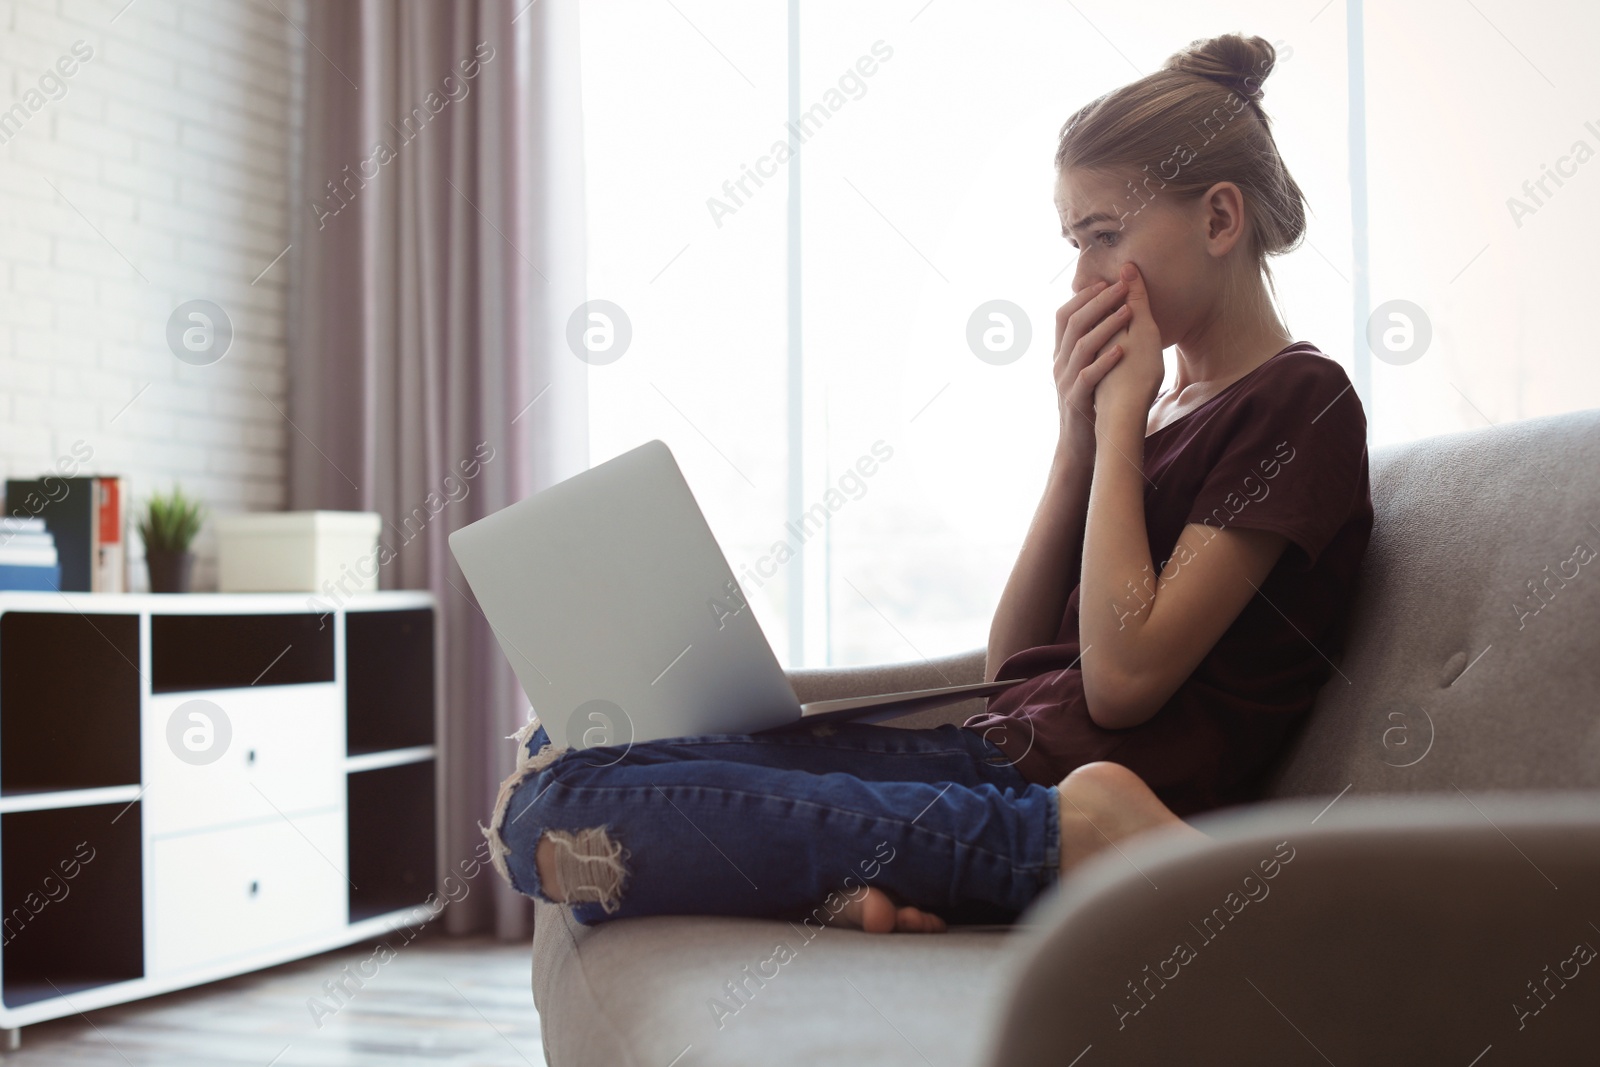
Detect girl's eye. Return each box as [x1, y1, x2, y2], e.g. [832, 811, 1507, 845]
[1094, 231, 1118, 247]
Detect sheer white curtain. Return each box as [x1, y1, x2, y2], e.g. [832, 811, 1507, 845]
[288, 0, 588, 939]
[1362, 0, 1600, 446]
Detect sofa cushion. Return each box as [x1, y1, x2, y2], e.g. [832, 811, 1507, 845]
[1265, 407, 1600, 799]
[532, 898, 1016, 1066]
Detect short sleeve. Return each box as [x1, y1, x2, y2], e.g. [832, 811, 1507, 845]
[1182, 355, 1367, 568]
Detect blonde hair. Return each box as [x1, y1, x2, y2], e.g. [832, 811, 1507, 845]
[1055, 33, 1307, 301]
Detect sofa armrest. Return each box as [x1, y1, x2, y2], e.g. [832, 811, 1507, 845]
[784, 646, 989, 730]
[977, 790, 1600, 1065]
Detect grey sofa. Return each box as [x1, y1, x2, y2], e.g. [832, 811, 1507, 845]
[530, 407, 1600, 1066]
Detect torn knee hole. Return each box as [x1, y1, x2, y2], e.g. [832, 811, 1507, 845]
[525, 739, 567, 774]
[480, 726, 571, 894]
[536, 827, 629, 912]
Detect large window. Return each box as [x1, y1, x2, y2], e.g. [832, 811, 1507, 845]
[1361, 0, 1600, 443]
[579, 0, 1597, 670]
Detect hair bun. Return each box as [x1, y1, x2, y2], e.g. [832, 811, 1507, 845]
[1163, 33, 1275, 105]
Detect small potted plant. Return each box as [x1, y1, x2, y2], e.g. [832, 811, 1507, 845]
[140, 485, 206, 593]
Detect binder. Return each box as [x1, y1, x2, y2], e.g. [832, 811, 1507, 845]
[0, 563, 61, 591]
[94, 477, 125, 593]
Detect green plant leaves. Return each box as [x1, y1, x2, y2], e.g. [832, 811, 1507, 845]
[138, 485, 206, 553]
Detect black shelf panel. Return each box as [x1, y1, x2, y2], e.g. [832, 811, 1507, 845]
[346, 608, 435, 755]
[2, 803, 144, 1007]
[1, 612, 141, 795]
[348, 761, 435, 923]
[151, 613, 334, 692]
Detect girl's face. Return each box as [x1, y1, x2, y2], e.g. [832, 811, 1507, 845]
[1054, 166, 1234, 351]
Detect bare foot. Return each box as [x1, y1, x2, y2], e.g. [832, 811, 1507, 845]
[833, 886, 947, 934]
[1057, 761, 1209, 877]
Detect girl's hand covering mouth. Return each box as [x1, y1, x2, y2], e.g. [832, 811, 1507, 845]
[1094, 260, 1165, 415]
[1051, 274, 1135, 461]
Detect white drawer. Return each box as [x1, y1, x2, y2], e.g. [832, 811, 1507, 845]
[149, 809, 347, 976]
[145, 682, 343, 836]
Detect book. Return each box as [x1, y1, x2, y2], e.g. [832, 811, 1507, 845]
[0, 544, 58, 567]
[94, 477, 125, 593]
[0, 563, 60, 591]
[3, 476, 126, 592]
[0, 532, 56, 551]
[0, 513, 60, 591]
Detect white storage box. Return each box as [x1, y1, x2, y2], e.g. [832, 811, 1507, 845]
[215, 511, 384, 594]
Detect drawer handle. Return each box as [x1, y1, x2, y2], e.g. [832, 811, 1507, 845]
[247, 749, 257, 766]
[249, 880, 260, 897]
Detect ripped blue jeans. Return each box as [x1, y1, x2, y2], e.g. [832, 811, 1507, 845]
[482, 718, 1063, 926]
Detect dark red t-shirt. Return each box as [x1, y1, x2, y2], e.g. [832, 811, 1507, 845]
[962, 342, 1373, 818]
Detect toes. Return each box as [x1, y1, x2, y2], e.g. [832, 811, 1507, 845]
[895, 904, 947, 933]
[859, 888, 897, 933]
[830, 888, 947, 934]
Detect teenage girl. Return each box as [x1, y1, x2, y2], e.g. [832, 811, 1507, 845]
[484, 32, 1373, 934]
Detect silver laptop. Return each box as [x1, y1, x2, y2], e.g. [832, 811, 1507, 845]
[447, 438, 1026, 752]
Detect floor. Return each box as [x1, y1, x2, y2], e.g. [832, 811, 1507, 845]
[0, 928, 546, 1066]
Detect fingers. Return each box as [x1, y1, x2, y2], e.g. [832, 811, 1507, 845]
[1119, 261, 1148, 304]
[1059, 300, 1130, 375]
[1054, 280, 1108, 351]
[1057, 281, 1130, 363]
[1061, 343, 1124, 418]
[1065, 278, 1129, 335]
[1114, 265, 1160, 364]
[1080, 345, 1124, 388]
[1055, 277, 1122, 339]
[1053, 267, 1140, 432]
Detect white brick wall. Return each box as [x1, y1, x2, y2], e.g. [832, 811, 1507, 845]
[0, 0, 302, 589]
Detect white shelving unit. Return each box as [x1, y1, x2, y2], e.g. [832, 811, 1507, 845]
[0, 590, 441, 1038]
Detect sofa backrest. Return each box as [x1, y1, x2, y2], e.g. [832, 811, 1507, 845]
[1263, 406, 1600, 800]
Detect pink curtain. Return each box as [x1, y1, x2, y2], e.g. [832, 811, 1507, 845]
[288, 0, 588, 939]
